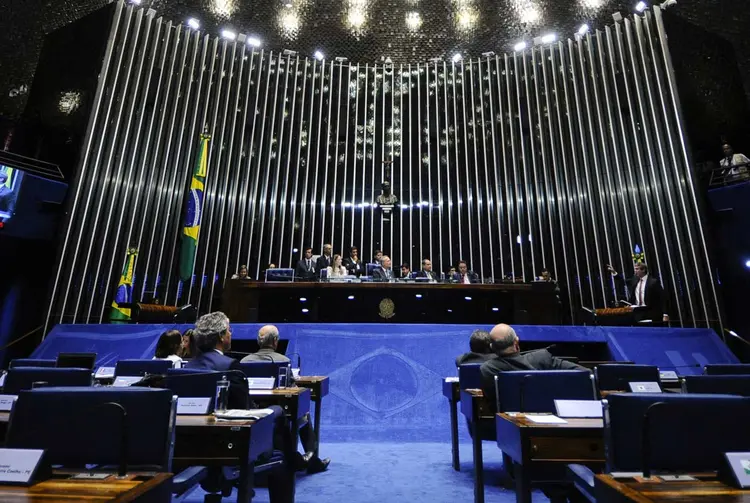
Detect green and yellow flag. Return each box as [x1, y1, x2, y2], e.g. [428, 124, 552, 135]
[179, 133, 210, 282]
[110, 248, 138, 323]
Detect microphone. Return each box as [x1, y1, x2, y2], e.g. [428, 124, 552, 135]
[519, 374, 533, 413]
[641, 401, 666, 478]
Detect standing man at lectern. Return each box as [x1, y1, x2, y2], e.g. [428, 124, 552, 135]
[606, 262, 665, 323]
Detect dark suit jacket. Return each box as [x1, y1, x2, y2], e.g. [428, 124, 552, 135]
[0, 186, 14, 217]
[315, 255, 333, 272]
[416, 270, 439, 281]
[480, 349, 587, 413]
[452, 271, 479, 284]
[185, 350, 252, 409]
[371, 266, 395, 282]
[455, 352, 496, 366]
[614, 274, 664, 319]
[295, 258, 317, 280]
[343, 257, 364, 276]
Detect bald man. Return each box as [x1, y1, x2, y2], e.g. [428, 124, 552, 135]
[479, 324, 587, 413]
[241, 325, 290, 363]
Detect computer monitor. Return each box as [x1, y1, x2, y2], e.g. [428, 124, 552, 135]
[265, 268, 294, 282]
[56, 352, 96, 370]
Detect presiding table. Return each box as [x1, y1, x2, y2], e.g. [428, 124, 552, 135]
[595, 473, 750, 502]
[496, 413, 605, 503]
[223, 280, 561, 324]
[0, 471, 172, 502]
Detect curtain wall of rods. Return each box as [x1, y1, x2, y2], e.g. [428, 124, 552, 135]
[44, 1, 722, 330]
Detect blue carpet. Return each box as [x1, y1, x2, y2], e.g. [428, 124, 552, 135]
[182, 442, 550, 502]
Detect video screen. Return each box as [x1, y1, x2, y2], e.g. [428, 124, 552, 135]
[0, 166, 21, 223]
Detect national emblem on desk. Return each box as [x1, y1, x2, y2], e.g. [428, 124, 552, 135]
[378, 298, 395, 319]
[632, 244, 645, 265]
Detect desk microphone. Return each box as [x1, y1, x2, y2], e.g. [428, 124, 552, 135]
[519, 374, 533, 413]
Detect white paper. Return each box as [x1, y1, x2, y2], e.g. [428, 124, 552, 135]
[0, 395, 16, 412]
[445, 377, 459, 383]
[215, 408, 276, 420]
[554, 399, 603, 418]
[525, 414, 568, 424]
[94, 367, 115, 379]
[246, 377, 275, 390]
[0, 448, 45, 483]
[248, 390, 275, 395]
[176, 397, 212, 415]
[112, 376, 141, 387]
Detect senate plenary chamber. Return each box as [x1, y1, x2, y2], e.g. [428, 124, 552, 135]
[1, 0, 750, 501]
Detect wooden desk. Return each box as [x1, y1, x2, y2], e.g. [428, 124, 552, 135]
[0, 471, 172, 502]
[442, 377, 460, 471]
[294, 376, 329, 458]
[595, 474, 750, 502]
[496, 413, 605, 503]
[0, 412, 278, 503]
[460, 388, 494, 503]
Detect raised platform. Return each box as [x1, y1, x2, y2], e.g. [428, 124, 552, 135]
[33, 324, 736, 441]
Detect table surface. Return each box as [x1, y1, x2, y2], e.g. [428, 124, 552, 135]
[596, 474, 750, 502]
[230, 281, 538, 291]
[0, 471, 171, 502]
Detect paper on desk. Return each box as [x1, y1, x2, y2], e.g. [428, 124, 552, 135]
[445, 377, 459, 383]
[249, 390, 275, 395]
[525, 414, 568, 424]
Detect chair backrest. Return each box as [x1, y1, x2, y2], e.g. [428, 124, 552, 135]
[595, 364, 661, 392]
[3, 368, 93, 394]
[6, 387, 176, 470]
[604, 393, 750, 472]
[56, 352, 96, 370]
[239, 361, 291, 381]
[458, 363, 484, 390]
[681, 375, 750, 397]
[495, 370, 596, 413]
[704, 364, 750, 375]
[165, 368, 224, 405]
[9, 359, 56, 369]
[366, 263, 378, 276]
[115, 359, 174, 377]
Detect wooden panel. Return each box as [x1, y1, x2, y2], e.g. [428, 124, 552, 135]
[529, 435, 604, 461]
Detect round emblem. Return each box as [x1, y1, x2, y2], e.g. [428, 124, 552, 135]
[378, 298, 395, 319]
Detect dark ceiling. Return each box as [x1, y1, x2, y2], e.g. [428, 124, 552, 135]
[0, 0, 749, 120]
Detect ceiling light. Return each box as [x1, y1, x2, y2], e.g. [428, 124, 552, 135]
[314, 50, 325, 60]
[519, 5, 540, 24]
[247, 36, 262, 47]
[348, 9, 366, 28]
[301, 308, 309, 313]
[612, 11, 624, 22]
[541, 33, 557, 44]
[187, 18, 200, 30]
[635, 1, 647, 12]
[514, 41, 527, 51]
[221, 29, 237, 40]
[578, 23, 590, 35]
[406, 11, 422, 30]
[451, 53, 462, 63]
[130, 0, 142, 4]
[347, 295, 355, 300]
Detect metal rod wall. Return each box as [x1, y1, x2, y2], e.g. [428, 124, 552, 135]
[45, 2, 722, 330]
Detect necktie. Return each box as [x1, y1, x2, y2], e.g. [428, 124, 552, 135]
[306, 259, 311, 271]
[639, 279, 645, 306]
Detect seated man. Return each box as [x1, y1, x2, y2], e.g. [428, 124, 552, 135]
[241, 324, 330, 474]
[480, 323, 587, 413]
[372, 255, 395, 282]
[452, 260, 479, 284]
[241, 325, 290, 363]
[455, 329, 495, 366]
[416, 258, 439, 282]
[186, 311, 251, 409]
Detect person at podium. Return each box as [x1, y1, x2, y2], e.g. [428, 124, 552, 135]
[607, 262, 665, 324]
[452, 260, 479, 284]
[326, 254, 348, 278]
[372, 255, 395, 282]
[343, 246, 364, 276]
[316, 243, 333, 272]
[295, 248, 317, 280]
[416, 258, 439, 282]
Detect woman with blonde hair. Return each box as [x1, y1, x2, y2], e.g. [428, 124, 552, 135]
[326, 254, 348, 278]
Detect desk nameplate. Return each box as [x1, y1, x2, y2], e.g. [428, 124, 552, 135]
[0, 396, 16, 412]
[0, 449, 48, 485]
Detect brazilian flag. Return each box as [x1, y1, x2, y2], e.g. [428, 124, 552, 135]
[179, 133, 210, 282]
[110, 248, 138, 323]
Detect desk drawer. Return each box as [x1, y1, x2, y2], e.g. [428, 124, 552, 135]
[529, 436, 604, 462]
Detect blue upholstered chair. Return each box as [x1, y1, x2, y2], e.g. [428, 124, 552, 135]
[495, 370, 596, 413]
[115, 359, 174, 377]
[3, 368, 93, 394]
[9, 359, 56, 369]
[366, 263, 378, 277]
[681, 375, 750, 396]
[458, 363, 484, 391]
[7, 387, 176, 470]
[704, 363, 750, 375]
[568, 393, 750, 501]
[165, 368, 225, 410]
[594, 364, 661, 394]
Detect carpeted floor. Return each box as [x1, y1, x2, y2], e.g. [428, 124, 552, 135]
[183, 441, 550, 503]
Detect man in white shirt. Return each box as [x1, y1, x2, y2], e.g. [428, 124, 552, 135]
[720, 143, 750, 179]
[607, 263, 665, 324]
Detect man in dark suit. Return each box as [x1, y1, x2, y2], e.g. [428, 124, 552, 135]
[185, 311, 251, 410]
[295, 247, 317, 280]
[607, 263, 665, 323]
[416, 258, 440, 282]
[455, 329, 496, 366]
[452, 260, 479, 284]
[343, 246, 364, 276]
[315, 243, 333, 273]
[480, 324, 587, 414]
[371, 255, 395, 282]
